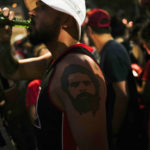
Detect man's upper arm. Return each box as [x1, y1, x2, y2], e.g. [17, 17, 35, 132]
[55, 54, 108, 150]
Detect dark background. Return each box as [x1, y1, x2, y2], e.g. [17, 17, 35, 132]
[86, 0, 146, 21]
[0, 0, 146, 21]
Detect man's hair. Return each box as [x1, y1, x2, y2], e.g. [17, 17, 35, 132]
[61, 64, 99, 96]
[90, 26, 111, 34]
[110, 15, 126, 38]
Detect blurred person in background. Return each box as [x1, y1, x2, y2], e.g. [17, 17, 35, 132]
[0, 74, 18, 150]
[139, 0, 150, 17]
[0, 0, 109, 149]
[25, 47, 49, 149]
[0, 35, 41, 150]
[81, 25, 100, 64]
[111, 15, 146, 69]
[129, 17, 147, 68]
[81, 9, 100, 64]
[3, 29, 51, 150]
[138, 20, 150, 150]
[110, 15, 130, 51]
[86, 8, 141, 150]
[25, 47, 49, 124]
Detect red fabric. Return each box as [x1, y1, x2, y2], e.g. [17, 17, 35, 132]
[144, 45, 150, 55]
[73, 43, 94, 53]
[63, 114, 77, 150]
[65, 43, 94, 53]
[25, 80, 41, 109]
[53, 43, 94, 64]
[131, 63, 143, 77]
[15, 50, 25, 59]
[142, 60, 150, 82]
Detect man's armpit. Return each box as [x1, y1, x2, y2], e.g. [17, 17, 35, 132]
[61, 64, 101, 116]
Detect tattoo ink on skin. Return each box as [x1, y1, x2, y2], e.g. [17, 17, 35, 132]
[61, 64, 100, 115]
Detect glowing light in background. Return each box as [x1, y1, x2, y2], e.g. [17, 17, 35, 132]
[122, 18, 133, 28]
[122, 18, 128, 25]
[12, 3, 17, 8]
[128, 21, 133, 28]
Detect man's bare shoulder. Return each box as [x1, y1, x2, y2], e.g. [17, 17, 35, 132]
[51, 52, 106, 110]
[48, 51, 108, 150]
[56, 52, 104, 78]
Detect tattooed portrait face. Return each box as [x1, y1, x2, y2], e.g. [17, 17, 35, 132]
[61, 64, 100, 115]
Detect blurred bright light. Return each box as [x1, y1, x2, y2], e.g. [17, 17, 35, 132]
[122, 18, 128, 25]
[128, 21, 133, 28]
[12, 3, 17, 8]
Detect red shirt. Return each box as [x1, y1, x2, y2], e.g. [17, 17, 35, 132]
[26, 80, 41, 109]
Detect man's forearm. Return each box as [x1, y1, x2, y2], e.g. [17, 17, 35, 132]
[0, 42, 19, 75]
[112, 81, 129, 136]
[112, 95, 129, 136]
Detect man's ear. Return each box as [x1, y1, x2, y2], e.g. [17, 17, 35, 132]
[62, 15, 74, 29]
[61, 14, 79, 40]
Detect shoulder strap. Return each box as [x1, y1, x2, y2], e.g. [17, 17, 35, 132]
[42, 44, 98, 82]
[53, 45, 98, 67]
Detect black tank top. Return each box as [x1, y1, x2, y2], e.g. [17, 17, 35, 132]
[34, 44, 97, 150]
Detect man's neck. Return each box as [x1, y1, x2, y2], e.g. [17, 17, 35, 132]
[94, 34, 113, 53]
[45, 35, 78, 60]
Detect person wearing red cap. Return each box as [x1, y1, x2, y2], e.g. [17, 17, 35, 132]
[0, 0, 109, 150]
[86, 8, 140, 150]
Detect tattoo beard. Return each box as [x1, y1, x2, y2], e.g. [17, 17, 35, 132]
[71, 92, 100, 115]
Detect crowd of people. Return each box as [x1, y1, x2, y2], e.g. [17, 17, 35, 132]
[0, 0, 150, 150]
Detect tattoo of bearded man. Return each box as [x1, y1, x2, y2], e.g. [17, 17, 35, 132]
[61, 64, 101, 115]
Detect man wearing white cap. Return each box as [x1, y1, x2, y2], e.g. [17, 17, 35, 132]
[0, 0, 109, 149]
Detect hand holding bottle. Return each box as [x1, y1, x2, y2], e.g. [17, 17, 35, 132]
[0, 7, 14, 43]
[0, 7, 19, 75]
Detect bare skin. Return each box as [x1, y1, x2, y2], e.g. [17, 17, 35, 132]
[0, 1, 109, 149]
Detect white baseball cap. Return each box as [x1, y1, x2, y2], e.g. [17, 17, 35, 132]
[41, 0, 86, 39]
